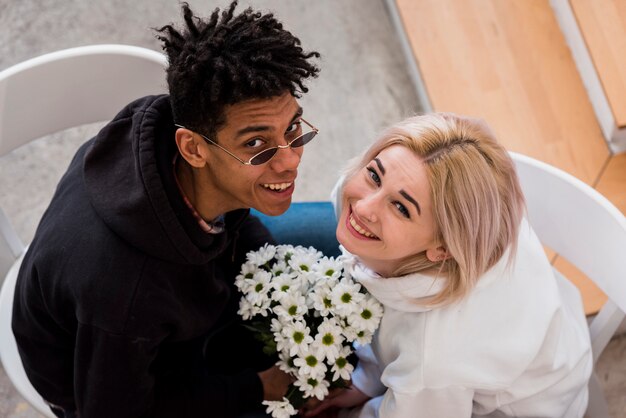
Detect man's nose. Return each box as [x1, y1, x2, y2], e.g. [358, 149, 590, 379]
[269, 144, 302, 172]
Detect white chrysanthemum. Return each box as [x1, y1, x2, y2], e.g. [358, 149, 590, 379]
[270, 318, 283, 334]
[294, 375, 330, 400]
[288, 250, 322, 275]
[341, 320, 373, 345]
[275, 330, 290, 355]
[337, 252, 357, 278]
[293, 348, 327, 379]
[294, 245, 323, 259]
[237, 298, 255, 320]
[273, 291, 307, 320]
[301, 274, 322, 310]
[276, 350, 298, 375]
[235, 244, 384, 407]
[234, 261, 260, 292]
[353, 328, 374, 346]
[247, 243, 277, 266]
[263, 397, 297, 418]
[252, 298, 273, 319]
[275, 245, 296, 263]
[330, 345, 354, 381]
[280, 320, 314, 357]
[312, 318, 345, 362]
[244, 270, 273, 305]
[272, 318, 288, 352]
[308, 280, 337, 317]
[271, 273, 302, 301]
[312, 257, 344, 281]
[292, 271, 317, 297]
[270, 260, 291, 276]
[329, 280, 365, 317]
[304, 272, 324, 290]
[348, 295, 384, 333]
[238, 295, 271, 320]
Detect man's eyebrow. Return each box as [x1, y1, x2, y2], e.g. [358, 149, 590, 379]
[400, 190, 421, 215]
[235, 107, 304, 138]
[374, 158, 386, 175]
[292, 107, 304, 121]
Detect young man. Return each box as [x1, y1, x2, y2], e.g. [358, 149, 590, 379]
[12, 2, 320, 417]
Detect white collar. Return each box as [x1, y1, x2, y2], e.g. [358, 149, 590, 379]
[340, 246, 445, 313]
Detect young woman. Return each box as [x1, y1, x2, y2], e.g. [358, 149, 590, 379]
[309, 113, 592, 417]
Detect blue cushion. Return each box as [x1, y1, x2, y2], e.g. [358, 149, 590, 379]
[251, 201, 341, 258]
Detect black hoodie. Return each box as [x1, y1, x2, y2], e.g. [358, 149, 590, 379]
[12, 95, 274, 417]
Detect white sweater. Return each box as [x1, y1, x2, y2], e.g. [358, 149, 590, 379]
[340, 220, 592, 418]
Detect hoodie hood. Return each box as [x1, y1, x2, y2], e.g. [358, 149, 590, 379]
[340, 246, 445, 313]
[83, 95, 248, 265]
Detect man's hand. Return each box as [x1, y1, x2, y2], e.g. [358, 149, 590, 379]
[258, 366, 293, 401]
[303, 385, 370, 417]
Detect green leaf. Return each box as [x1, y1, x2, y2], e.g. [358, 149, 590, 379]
[262, 339, 277, 356]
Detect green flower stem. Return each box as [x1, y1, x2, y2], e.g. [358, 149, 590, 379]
[285, 383, 306, 408]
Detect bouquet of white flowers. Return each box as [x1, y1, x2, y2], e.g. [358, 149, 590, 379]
[235, 244, 383, 418]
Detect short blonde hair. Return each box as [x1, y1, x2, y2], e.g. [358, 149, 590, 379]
[344, 113, 525, 306]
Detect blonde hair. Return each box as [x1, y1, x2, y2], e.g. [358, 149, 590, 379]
[344, 113, 525, 306]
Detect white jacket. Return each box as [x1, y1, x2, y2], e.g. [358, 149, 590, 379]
[340, 219, 592, 418]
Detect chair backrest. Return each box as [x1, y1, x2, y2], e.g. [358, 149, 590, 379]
[511, 152, 626, 316]
[0, 44, 167, 155]
[0, 44, 167, 417]
[0, 44, 167, 276]
[511, 152, 626, 416]
[0, 252, 52, 416]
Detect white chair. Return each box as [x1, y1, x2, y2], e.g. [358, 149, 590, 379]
[511, 152, 626, 418]
[0, 44, 167, 418]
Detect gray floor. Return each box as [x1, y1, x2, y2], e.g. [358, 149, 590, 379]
[0, 1, 624, 417]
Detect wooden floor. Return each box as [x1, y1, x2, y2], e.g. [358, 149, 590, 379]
[571, 0, 626, 129]
[392, 0, 626, 315]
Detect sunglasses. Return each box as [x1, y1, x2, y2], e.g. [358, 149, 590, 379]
[174, 118, 319, 166]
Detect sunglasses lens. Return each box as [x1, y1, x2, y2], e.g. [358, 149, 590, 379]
[248, 130, 317, 165]
[291, 131, 317, 148]
[250, 148, 278, 165]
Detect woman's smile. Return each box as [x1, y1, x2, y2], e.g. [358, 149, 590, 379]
[346, 206, 379, 240]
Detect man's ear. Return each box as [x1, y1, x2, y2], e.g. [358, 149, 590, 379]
[425, 246, 451, 262]
[175, 128, 207, 168]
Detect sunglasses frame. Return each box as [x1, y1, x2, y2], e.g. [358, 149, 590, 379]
[174, 118, 319, 166]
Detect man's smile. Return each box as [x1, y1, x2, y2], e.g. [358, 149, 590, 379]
[261, 182, 293, 191]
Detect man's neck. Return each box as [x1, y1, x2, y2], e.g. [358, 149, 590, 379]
[174, 157, 225, 222]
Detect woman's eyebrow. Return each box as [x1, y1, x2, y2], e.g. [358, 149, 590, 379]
[374, 156, 420, 214]
[374, 157, 386, 175]
[400, 190, 421, 215]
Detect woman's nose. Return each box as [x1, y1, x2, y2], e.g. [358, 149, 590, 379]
[353, 196, 378, 223]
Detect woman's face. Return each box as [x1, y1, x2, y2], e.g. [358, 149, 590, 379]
[336, 145, 442, 277]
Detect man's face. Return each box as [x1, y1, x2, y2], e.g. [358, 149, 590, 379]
[199, 92, 306, 216]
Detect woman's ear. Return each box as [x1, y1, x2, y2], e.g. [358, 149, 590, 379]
[426, 246, 451, 262]
[175, 128, 207, 168]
